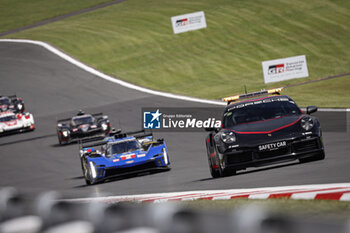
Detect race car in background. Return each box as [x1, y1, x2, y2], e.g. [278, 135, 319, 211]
[56, 111, 111, 145]
[205, 87, 325, 178]
[0, 111, 35, 135]
[0, 95, 25, 113]
[79, 129, 170, 185]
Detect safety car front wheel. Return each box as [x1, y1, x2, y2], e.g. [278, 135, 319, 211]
[207, 144, 220, 178]
[214, 147, 236, 177]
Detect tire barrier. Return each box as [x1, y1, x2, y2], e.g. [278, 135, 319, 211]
[0, 187, 349, 233]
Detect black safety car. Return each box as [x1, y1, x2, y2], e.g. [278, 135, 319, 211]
[205, 88, 325, 178]
[56, 111, 111, 145]
[0, 95, 25, 113]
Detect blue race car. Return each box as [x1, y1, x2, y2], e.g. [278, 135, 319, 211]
[79, 130, 170, 185]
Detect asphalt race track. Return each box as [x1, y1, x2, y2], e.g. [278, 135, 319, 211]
[0, 42, 349, 199]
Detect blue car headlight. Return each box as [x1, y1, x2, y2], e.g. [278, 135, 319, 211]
[162, 148, 168, 165]
[89, 162, 97, 179]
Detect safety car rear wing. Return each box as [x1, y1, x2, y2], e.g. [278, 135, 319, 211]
[222, 87, 284, 105]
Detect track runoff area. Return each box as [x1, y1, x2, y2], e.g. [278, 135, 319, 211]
[0, 39, 349, 204]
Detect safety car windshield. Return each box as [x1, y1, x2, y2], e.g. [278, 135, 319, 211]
[223, 97, 300, 128]
[0, 115, 16, 122]
[110, 140, 141, 155]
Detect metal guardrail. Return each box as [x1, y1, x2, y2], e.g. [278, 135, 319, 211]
[0, 187, 349, 233]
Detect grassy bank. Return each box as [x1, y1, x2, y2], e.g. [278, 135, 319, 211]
[2, 0, 350, 107]
[0, 0, 114, 33]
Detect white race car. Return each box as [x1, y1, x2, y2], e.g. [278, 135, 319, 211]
[0, 111, 35, 135]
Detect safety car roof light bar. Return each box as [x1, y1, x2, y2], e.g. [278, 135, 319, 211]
[222, 87, 284, 105]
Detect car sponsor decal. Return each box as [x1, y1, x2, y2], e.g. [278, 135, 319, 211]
[80, 124, 89, 132]
[0, 105, 8, 111]
[126, 160, 134, 164]
[137, 154, 146, 158]
[121, 154, 136, 160]
[226, 97, 291, 112]
[113, 159, 120, 162]
[259, 141, 287, 151]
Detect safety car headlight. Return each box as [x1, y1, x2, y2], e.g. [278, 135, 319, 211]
[62, 130, 69, 137]
[300, 117, 314, 131]
[17, 103, 23, 110]
[162, 148, 168, 165]
[101, 123, 108, 131]
[221, 131, 236, 144]
[89, 162, 97, 179]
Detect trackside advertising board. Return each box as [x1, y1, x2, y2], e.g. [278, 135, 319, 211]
[262, 55, 309, 83]
[171, 11, 207, 34]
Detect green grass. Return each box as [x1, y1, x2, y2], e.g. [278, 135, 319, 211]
[184, 198, 350, 219]
[284, 76, 350, 107]
[0, 0, 115, 33]
[2, 0, 350, 107]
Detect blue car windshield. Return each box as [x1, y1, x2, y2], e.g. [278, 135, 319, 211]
[223, 98, 300, 128]
[111, 140, 141, 154]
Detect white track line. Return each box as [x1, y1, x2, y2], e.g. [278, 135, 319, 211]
[0, 39, 225, 106]
[1, 39, 350, 112]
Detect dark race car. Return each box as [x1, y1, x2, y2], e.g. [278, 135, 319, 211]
[0, 95, 25, 113]
[205, 88, 325, 178]
[56, 111, 111, 145]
